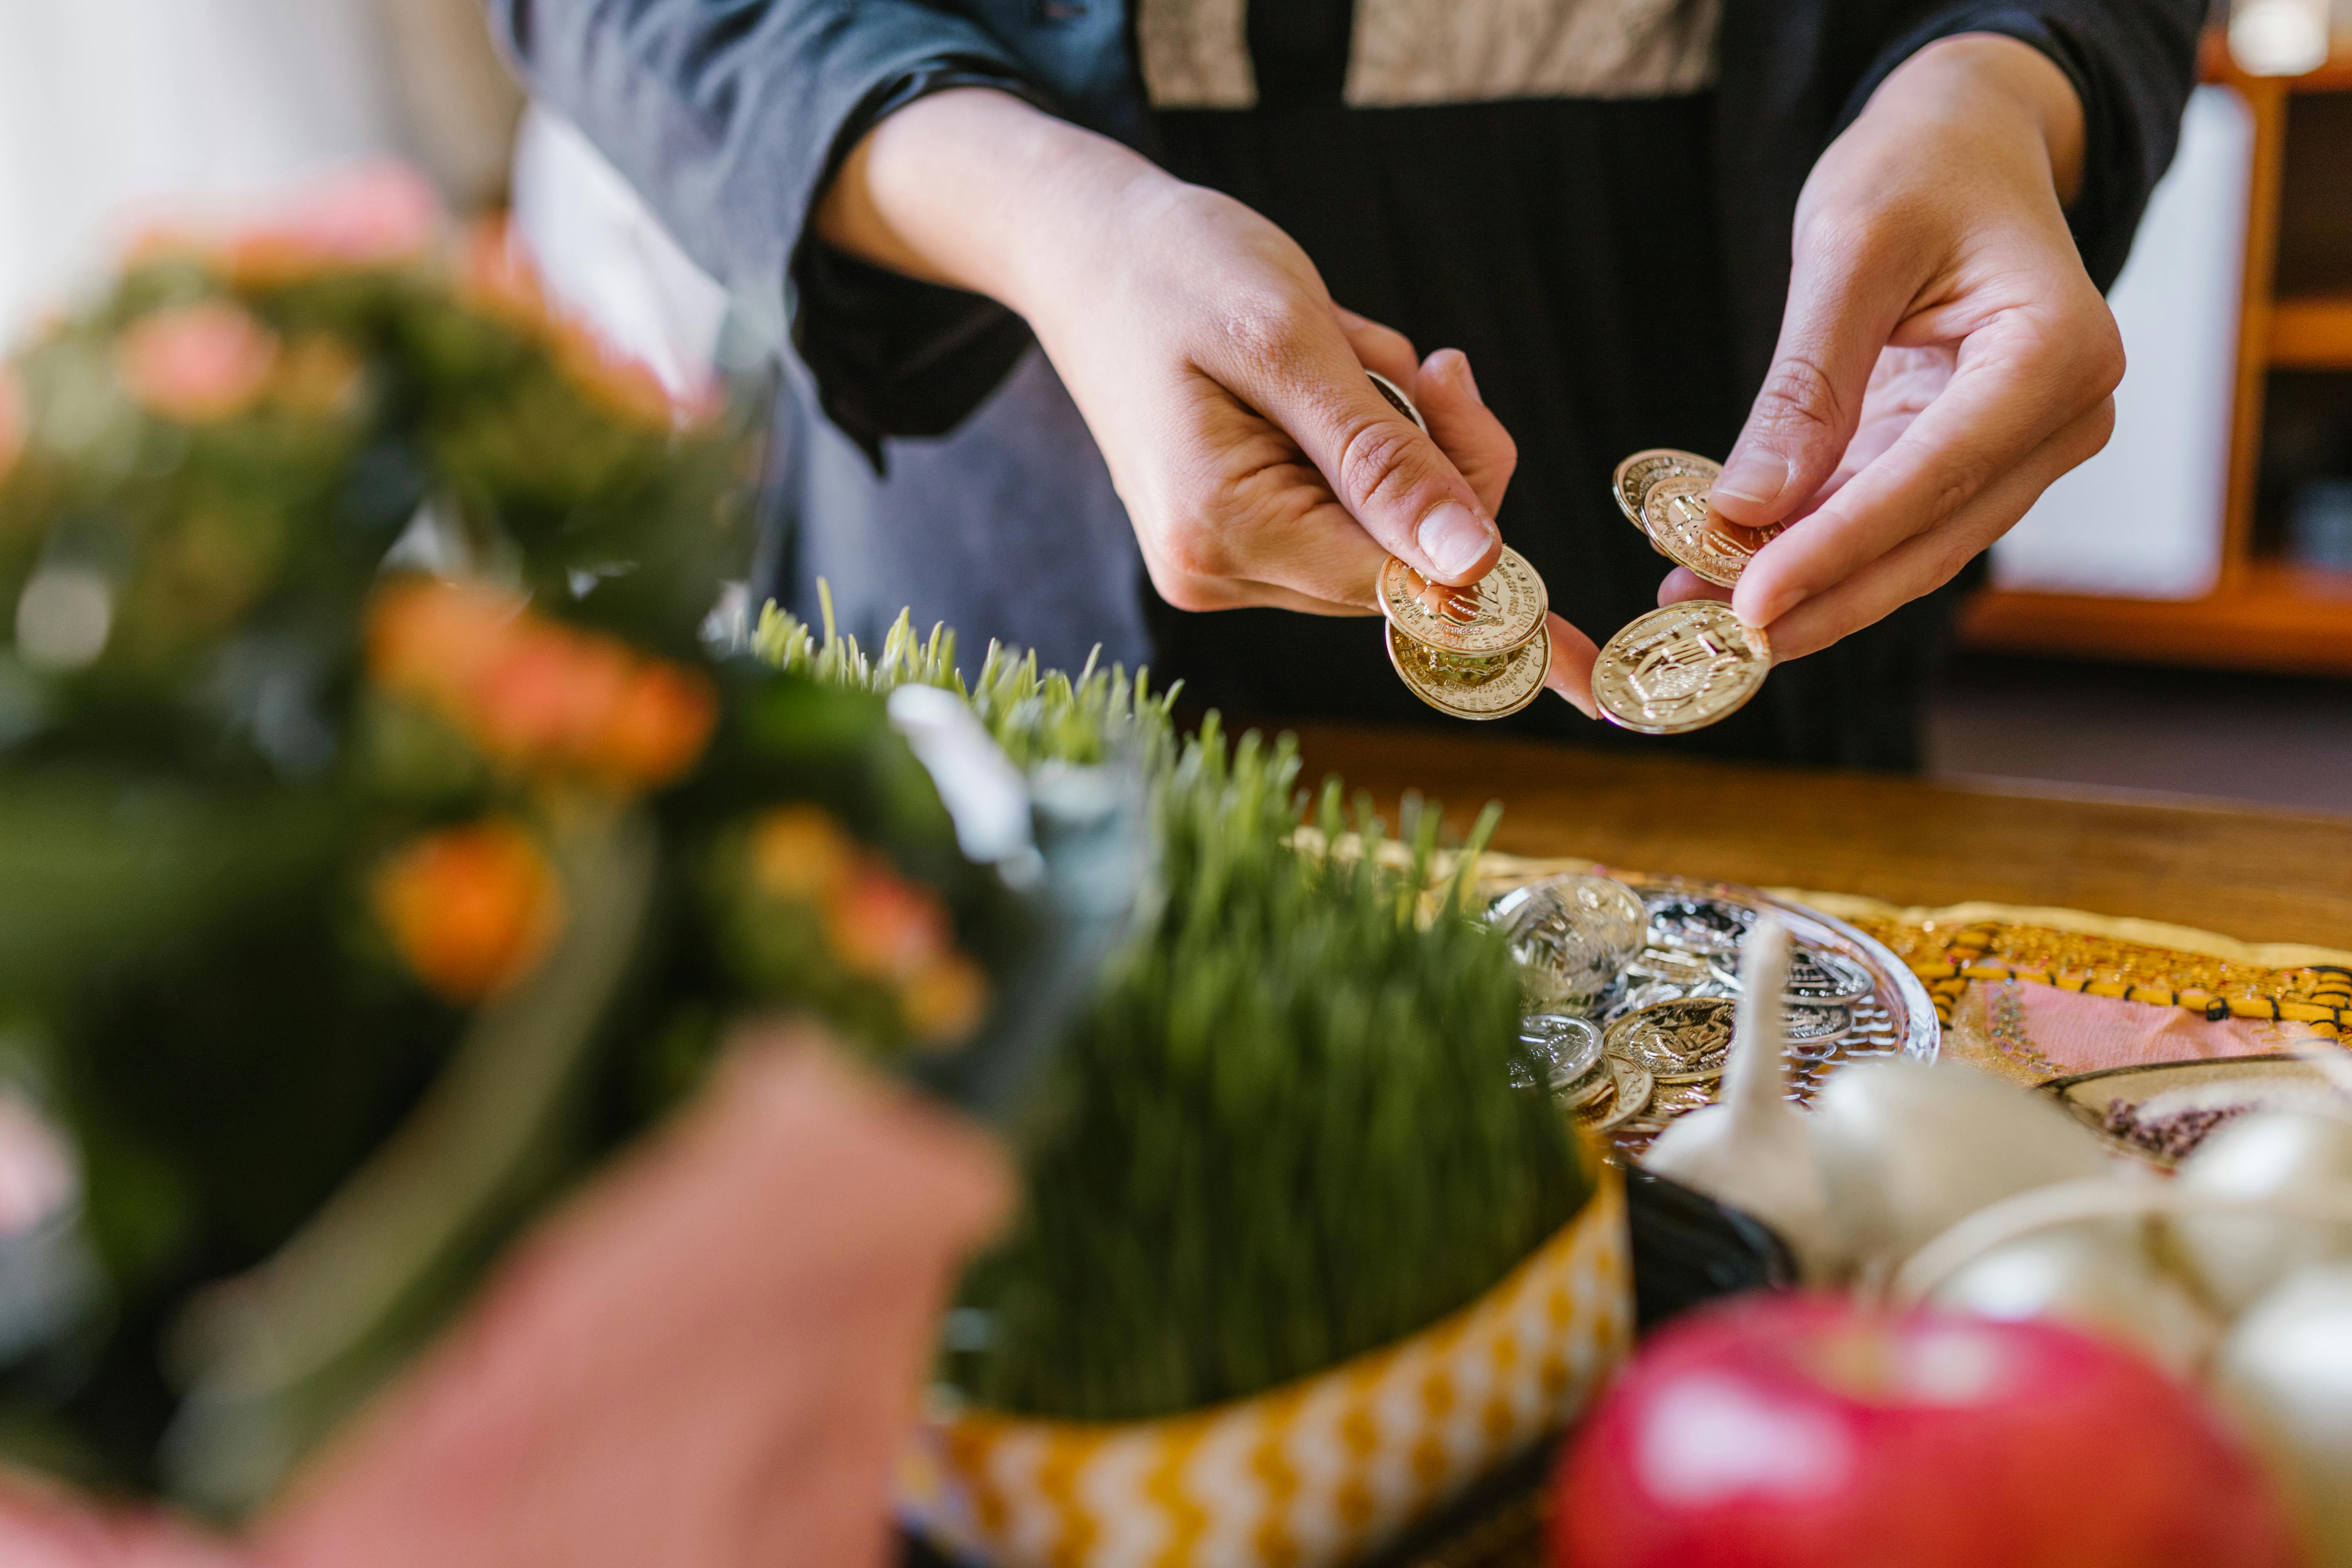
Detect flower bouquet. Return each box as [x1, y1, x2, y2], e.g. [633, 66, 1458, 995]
[0, 174, 1122, 1519]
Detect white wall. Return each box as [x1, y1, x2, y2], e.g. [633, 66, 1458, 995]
[1992, 85, 2255, 600]
[0, 0, 518, 350]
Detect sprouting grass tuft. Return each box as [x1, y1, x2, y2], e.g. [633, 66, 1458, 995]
[753, 597, 1589, 1418]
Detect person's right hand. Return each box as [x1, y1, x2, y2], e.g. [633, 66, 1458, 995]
[815, 89, 1600, 711]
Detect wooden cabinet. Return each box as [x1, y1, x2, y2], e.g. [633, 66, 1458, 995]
[1961, 34, 2352, 676]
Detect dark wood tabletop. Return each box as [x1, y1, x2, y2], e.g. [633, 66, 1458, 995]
[1292, 724, 2352, 953]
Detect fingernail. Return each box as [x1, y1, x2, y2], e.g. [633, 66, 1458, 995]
[1714, 448, 1789, 507]
[1554, 684, 1597, 720]
[1417, 502, 1494, 581]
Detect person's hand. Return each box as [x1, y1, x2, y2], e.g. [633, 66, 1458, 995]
[1679, 34, 2121, 662]
[816, 89, 1600, 712]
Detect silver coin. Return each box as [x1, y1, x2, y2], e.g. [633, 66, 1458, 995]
[1781, 1002, 1852, 1043]
[1624, 946, 1718, 986]
[1519, 1013, 1605, 1091]
[1604, 976, 1736, 1023]
[1707, 945, 1875, 1005]
[1645, 894, 1755, 955]
[1490, 876, 1648, 1009]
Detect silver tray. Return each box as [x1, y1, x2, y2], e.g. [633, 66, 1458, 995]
[1485, 869, 1940, 1157]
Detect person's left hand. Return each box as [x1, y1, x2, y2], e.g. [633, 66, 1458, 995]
[1673, 33, 2122, 660]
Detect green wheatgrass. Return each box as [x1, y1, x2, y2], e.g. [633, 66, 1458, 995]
[752, 600, 1592, 1420]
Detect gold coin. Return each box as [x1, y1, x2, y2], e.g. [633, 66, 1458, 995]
[1612, 448, 1720, 530]
[1580, 1054, 1657, 1133]
[1387, 621, 1549, 720]
[1378, 546, 1548, 657]
[1592, 602, 1772, 736]
[1604, 996, 1736, 1079]
[1642, 474, 1782, 590]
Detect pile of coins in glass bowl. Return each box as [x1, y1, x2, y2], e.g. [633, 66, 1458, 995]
[1490, 871, 1935, 1157]
[1364, 377, 1777, 737]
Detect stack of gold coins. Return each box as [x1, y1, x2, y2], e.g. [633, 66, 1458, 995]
[1590, 448, 1779, 735]
[1378, 549, 1552, 721]
[1367, 373, 1553, 722]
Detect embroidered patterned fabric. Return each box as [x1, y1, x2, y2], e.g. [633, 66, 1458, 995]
[1847, 917, 2351, 1042]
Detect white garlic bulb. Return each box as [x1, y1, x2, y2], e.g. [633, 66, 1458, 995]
[2175, 1109, 2352, 1316]
[1643, 918, 1836, 1278]
[1928, 1221, 2219, 1379]
[2211, 1263, 2352, 1565]
[1812, 1059, 2112, 1283]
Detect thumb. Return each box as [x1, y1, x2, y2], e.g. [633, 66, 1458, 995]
[1711, 241, 1907, 532]
[1221, 315, 1501, 586]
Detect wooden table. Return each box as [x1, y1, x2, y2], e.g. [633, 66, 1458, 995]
[1294, 724, 2352, 953]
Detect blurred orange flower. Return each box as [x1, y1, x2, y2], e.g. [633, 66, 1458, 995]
[829, 870, 954, 983]
[900, 954, 990, 1044]
[460, 218, 717, 432]
[739, 802, 990, 1047]
[116, 302, 281, 425]
[369, 577, 718, 792]
[373, 818, 565, 1004]
[270, 332, 367, 419]
[749, 806, 855, 903]
[0, 370, 23, 482]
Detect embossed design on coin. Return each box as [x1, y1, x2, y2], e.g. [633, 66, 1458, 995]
[1625, 946, 1719, 986]
[1781, 1003, 1852, 1044]
[1593, 601, 1772, 736]
[1642, 474, 1781, 589]
[1646, 893, 1755, 955]
[1612, 448, 1720, 528]
[1490, 875, 1648, 1009]
[1518, 1013, 1606, 1093]
[1386, 622, 1549, 719]
[1606, 995, 1737, 1082]
[1711, 946, 1874, 1005]
[1378, 547, 1548, 656]
[1579, 1053, 1656, 1132]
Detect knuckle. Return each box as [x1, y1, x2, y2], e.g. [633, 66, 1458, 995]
[1217, 293, 1316, 373]
[1926, 452, 1994, 526]
[1797, 208, 1899, 285]
[1334, 417, 1428, 516]
[1754, 351, 1847, 437]
[2072, 396, 2118, 463]
[2084, 318, 2127, 401]
[1155, 521, 1226, 584]
[1930, 536, 1983, 592]
[1148, 564, 1223, 613]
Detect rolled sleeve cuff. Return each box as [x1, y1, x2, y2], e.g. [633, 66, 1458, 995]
[791, 64, 1055, 467]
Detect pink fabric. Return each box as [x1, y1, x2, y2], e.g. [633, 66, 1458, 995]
[1966, 980, 2319, 1084]
[0, 1033, 1013, 1568]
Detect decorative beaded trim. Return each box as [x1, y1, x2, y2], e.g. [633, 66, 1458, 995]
[1845, 918, 2349, 1042]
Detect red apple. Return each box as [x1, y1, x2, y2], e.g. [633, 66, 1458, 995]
[1553, 1294, 2305, 1568]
